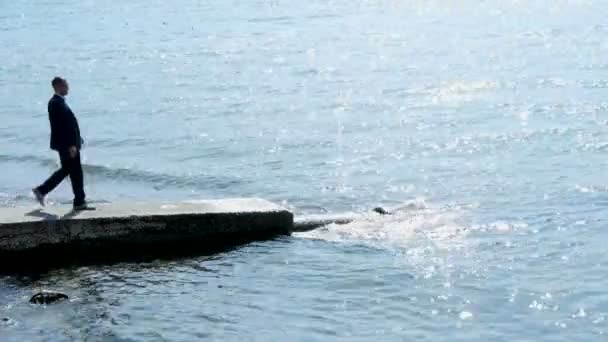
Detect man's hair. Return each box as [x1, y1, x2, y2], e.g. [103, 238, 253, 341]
[51, 77, 65, 88]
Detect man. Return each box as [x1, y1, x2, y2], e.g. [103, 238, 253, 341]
[33, 77, 94, 211]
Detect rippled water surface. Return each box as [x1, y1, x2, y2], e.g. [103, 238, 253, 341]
[2, 0, 608, 340]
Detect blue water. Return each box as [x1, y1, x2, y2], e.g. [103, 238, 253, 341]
[2, 0, 608, 340]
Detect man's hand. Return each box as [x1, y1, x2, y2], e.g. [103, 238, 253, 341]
[68, 146, 78, 159]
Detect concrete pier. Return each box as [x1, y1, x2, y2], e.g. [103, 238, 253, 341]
[0, 198, 293, 270]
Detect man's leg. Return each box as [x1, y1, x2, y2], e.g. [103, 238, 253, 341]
[36, 151, 70, 196]
[69, 151, 86, 207]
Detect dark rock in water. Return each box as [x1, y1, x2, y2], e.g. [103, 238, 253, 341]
[1, 317, 16, 326]
[372, 207, 391, 215]
[29, 291, 68, 305]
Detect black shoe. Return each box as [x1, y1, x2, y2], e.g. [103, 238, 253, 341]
[32, 188, 46, 207]
[73, 204, 96, 211]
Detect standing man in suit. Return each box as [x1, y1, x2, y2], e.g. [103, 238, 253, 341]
[33, 77, 93, 211]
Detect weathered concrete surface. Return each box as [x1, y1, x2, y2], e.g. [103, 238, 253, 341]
[0, 198, 292, 270]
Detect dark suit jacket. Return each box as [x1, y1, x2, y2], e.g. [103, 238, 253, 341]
[48, 95, 82, 151]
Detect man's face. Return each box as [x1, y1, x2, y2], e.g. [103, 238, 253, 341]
[58, 81, 69, 96]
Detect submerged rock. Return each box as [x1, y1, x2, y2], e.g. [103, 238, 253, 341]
[372, 207, 391, 215]
[1, 317, 16, 326]
[29, 291, 68, 305]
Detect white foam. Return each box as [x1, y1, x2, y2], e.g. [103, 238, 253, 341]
[575, 184, 608, 193]
[295, 200, 468, 250]
[431, 80, 498, 104]
[459, 311, 473, 320]
[470, 221, 528, 233]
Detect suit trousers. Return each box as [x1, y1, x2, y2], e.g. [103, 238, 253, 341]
[38, 150, 86, 206]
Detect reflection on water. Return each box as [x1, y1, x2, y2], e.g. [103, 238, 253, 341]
[2, 0, 608, 340]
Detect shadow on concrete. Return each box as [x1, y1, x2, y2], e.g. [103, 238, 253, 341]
[24, 209, 59, 221]
[23, 209, 86, 221]
[61, 210, 82, 220]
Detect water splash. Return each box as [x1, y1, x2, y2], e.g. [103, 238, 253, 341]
[295, 199, 468, 250]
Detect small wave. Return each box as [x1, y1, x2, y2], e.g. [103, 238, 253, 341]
[537, 77, 570, 88]
[575, 184, 608, 194]
[305, 13, 339, 20]
[248, 16, 293, 23]
[0, 192, 18, 208]
[406, 80, 497, 98]
[436, 80, 498, 94]
[581, 80, 608, 89]
[470, 221, 529, 234]
[0, 153, 246, 191]
[416, 127, 576, 155]
[0, 154, 57, 168]
[431, 80, 498, 103]
[83, 164, 246, 190]
[401, 80, 499, 106]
